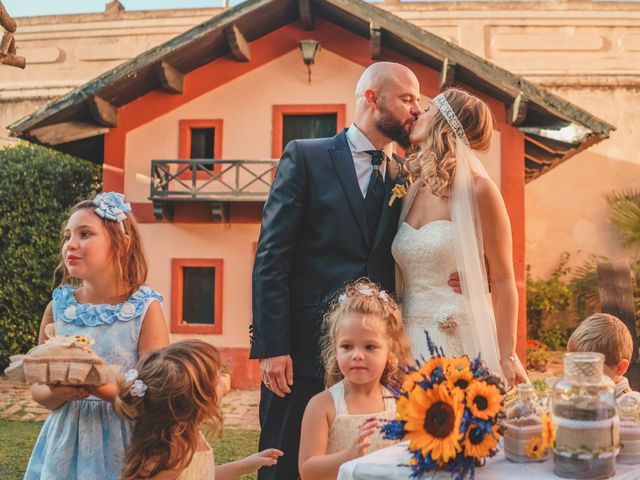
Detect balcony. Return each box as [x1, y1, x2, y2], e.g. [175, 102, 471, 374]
[150, 159, 277, 221]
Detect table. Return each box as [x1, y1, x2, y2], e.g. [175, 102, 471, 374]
[338, 442, 640, 480]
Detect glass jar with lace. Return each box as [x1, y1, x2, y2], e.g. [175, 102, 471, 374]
[618, 395, 640, 465]
[552, 352, 619, 478]
[503, 383, 551, 462]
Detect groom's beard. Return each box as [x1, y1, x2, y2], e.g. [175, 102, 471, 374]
[375, 104, 413, 149]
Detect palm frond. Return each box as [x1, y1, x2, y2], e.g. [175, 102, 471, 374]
[570, 255, 605, 320]
[606, 188, 640, 249]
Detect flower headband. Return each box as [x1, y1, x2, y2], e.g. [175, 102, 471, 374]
[124, 369, 147, 398]
[433, 93, 470, 148]
[339, 287, 389, 304]
[93, 192, 132, 233]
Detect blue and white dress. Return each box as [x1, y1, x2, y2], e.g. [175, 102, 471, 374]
[24, 284, 162, 480]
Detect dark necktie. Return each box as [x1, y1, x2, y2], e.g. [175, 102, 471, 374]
[366, 150, 384, 186]
[363, 150, 386, 236]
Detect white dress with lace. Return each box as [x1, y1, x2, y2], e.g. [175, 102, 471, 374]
[392, 220, 477, 360]
[326, 381, 398, 455]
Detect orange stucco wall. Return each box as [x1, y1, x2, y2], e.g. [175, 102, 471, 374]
[125, 49, 365, 202]
[139, 222, 260, 388]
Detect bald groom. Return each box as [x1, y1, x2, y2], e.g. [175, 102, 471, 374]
[250, 62, 422, 480]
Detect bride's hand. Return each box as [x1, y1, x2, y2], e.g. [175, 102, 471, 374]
[500, 356, 528, 388]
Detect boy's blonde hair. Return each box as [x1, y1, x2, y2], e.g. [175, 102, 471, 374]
[321, 279, 411, 389]
[567, 313, 633, 367]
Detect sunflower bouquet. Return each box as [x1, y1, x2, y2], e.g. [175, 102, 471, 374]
[381, 333, 506, 479]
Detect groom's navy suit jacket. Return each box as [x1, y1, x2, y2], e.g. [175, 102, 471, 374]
[250, 130, 402, 378]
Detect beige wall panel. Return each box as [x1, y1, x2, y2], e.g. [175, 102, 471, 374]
[488, 26, 640, 73]
[525, 86, 640, 277]
[140, 222, 260, 348]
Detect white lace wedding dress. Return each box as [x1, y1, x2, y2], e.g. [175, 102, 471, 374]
[392, 220, 477, 360]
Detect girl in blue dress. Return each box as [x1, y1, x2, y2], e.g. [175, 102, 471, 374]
[25, 192, 170, 480]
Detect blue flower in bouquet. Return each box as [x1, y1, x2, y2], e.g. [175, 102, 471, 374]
[381, 331, 505, 480]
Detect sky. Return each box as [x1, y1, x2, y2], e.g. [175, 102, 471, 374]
[3, 1, 244, 17]
[4, 0, 637, 18]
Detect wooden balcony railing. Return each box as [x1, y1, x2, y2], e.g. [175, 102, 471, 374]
[150, 159, 277, 201]
[149, 159, 278, 221]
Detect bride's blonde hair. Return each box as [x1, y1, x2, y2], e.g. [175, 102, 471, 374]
[406, 88, 494, 196]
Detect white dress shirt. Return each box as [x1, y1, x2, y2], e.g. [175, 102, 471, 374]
[345, 123, 390, 198]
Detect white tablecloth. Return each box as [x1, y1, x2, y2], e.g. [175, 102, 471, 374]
[338, 442, 640, 480]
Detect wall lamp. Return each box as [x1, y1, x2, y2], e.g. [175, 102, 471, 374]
[298, 39, 321, 84]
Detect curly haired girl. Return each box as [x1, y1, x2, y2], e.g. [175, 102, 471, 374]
[116, 340, 282, 479]
[298, 279, 411, 480]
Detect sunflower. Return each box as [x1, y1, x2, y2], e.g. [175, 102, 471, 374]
[526, 437, 545, 459]
[446, 368, 475, 392]
[398, 371, 425, 416]
[404, 383, 464, 464]
[397, 396, 408, 417]
[419, 356, 449, 382]
[447, 356, 470, 374]
[401, 370, 426, 393]
[541, 412, 555, 449]
[462, 423, 500, 459]
[466, 381, 502, 420]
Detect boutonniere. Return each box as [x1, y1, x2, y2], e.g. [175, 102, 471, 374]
[388, 175, 410, 207]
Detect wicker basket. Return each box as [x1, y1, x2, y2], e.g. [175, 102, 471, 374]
[4, 334, 110, 386]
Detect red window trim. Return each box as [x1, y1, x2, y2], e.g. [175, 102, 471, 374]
[178, 119, 223, 177]
[271, 104, 346, 159]
[171, 258, 223, 334]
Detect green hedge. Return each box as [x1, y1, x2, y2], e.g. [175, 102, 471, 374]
[0, 143, 101, 369]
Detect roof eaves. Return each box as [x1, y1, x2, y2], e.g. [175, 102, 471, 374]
[8, 0, 278, 136]
[324, 0, 615, 137]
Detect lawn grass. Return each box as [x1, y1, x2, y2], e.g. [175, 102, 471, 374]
[0, 419, 43, 479]
[0, 420, 261, 480]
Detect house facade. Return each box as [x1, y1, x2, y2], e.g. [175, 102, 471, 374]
[2, 1, 639, 279]
[7, 0, 614, 387]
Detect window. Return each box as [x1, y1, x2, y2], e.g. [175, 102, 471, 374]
[189, 128, 215, 160]
[171, 259, 223, 334]
[282, 114, 337, 148]
[272, 105, 346, 158]
[179, 119, 223, 176]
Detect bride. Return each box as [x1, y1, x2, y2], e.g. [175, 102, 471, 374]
[392, 88, 528, 387]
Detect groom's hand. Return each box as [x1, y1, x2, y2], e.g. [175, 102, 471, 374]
[448, 272, 462, 294]
[260, 355, 293, 398]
